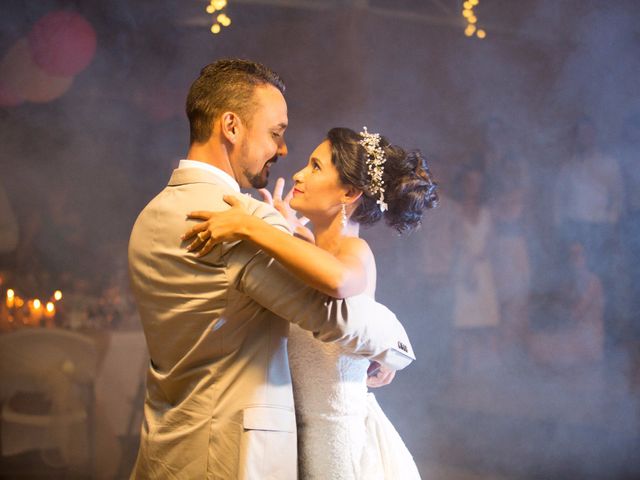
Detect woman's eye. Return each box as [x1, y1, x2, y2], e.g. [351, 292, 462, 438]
[312, 162, 320, 171]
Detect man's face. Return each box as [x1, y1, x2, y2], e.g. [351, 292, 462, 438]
[234, 84, 288, 189]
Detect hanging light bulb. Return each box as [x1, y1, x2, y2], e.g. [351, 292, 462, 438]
[206, 0, 231, 35]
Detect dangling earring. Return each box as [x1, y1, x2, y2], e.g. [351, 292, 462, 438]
[340, 203, 347, 228]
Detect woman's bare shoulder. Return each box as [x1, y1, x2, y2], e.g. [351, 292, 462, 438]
[338, 236, 375, 264]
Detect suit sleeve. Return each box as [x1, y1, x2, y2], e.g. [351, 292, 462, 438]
[224, 200, 415, 370]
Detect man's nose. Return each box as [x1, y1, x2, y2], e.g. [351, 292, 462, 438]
[277, 140, 288, 157]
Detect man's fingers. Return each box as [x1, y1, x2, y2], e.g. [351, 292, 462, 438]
[258, 189, 273, 205]
[273, 177, 285, 200]
[366, 365, 396, 388]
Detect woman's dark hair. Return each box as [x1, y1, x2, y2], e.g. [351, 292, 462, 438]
[327, 127, 438, 234]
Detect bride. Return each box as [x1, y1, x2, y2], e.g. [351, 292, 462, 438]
[183, 127, 438, 479]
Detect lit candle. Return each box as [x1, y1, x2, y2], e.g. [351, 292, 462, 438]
[6, 289, 14, 308]
[45, 301, 56, 328]
[31, 299, 43, 326]
[54, 290, 63, 301]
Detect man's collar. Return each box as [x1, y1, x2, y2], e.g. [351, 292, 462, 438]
[178, 159, 240, 192]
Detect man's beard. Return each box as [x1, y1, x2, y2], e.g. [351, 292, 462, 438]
[246, 155, 277, 189]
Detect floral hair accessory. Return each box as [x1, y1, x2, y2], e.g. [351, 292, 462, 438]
[359, 126, 388, 212]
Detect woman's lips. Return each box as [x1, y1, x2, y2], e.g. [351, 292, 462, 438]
[293, 188, 303, 196]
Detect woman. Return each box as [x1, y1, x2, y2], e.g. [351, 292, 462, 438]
[183, 127, 437, 479]
[451, 166, 500, 378]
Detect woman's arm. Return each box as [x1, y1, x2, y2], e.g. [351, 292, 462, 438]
[183, 196, 368, 298]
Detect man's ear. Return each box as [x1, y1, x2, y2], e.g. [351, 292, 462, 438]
[220, 111, 242, 144]
[342, 186, 363, 206]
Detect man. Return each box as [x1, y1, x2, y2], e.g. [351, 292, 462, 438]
[128, 59, 414, 479]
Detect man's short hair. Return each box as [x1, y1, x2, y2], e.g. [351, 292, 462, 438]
[186, 59, 285, 145]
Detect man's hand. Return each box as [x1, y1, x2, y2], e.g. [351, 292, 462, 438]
[366, 361, 396, 388]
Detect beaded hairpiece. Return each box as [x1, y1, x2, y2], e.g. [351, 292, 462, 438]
[359, 126, 388, 212]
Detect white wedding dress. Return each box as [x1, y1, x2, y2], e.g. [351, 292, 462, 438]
[288, 323, 421, 479]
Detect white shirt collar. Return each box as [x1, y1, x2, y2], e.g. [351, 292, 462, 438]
[178, 159, 240, 192]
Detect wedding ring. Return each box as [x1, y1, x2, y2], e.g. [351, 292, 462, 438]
[198, 232, 208, 242]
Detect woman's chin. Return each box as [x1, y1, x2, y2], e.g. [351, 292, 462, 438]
[290, 200, 312, 220]
[289, 197, 303, 212]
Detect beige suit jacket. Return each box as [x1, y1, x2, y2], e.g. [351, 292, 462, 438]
[128, 167, 415, 480]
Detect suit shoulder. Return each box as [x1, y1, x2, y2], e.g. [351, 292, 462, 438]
[243, 195, 291, 233]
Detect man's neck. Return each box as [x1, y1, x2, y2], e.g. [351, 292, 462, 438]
[186, 141, 237, 180]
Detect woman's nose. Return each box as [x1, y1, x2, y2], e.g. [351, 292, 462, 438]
[292, 169, 303, 182]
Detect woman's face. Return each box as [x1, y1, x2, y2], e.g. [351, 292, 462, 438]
[289, 140, 349, 219]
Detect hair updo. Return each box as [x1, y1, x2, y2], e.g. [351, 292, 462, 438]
[327, 127, 438, 234]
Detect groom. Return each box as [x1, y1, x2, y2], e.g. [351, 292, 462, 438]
[128, 59, 414, 479]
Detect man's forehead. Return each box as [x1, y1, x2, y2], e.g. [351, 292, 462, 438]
[255, 84, 285, 106]
[253, 85, 289, 125]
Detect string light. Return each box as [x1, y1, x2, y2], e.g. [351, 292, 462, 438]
[205, 0, 231, 35]
[461, 0, 486, 40]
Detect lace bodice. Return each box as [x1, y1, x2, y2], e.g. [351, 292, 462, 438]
[288, 324, 370, 479]
[288, 325, 421, 480]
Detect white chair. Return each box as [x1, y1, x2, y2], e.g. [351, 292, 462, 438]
[0, 328, 98, 471]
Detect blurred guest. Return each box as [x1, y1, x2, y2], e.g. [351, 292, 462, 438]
[406, 164, 461, 391]
[528, 242, 604, 369]
[554, 116, 623, 350]
[618, 113, 640, 340]
[452, 167, 500, 378]
[483, 118, 532, 366]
